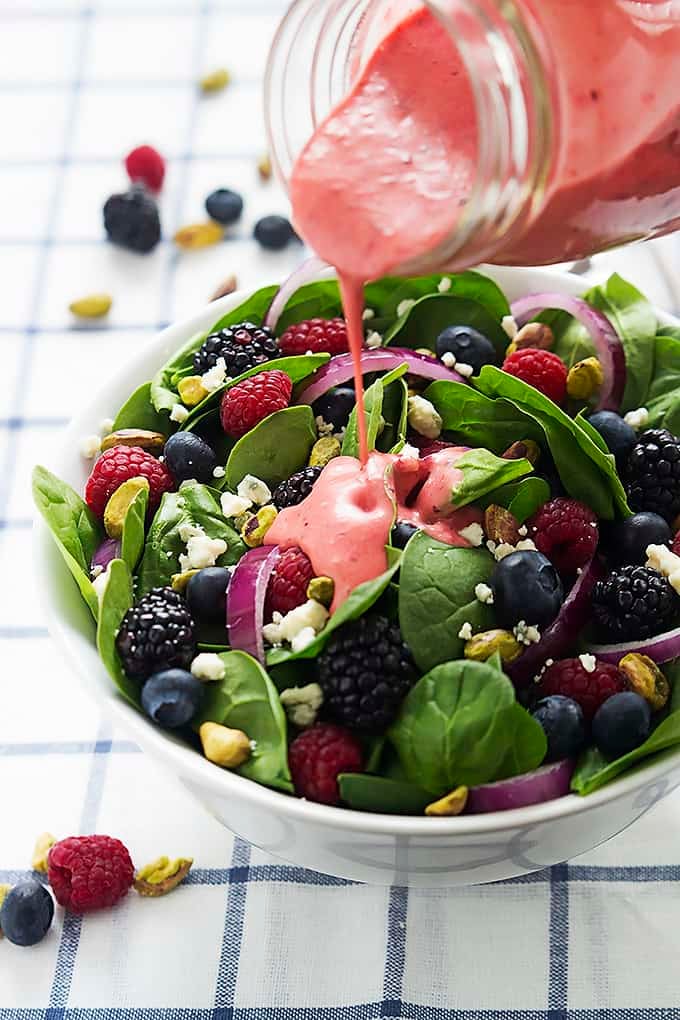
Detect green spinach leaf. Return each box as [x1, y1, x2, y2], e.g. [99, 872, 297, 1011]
[425, 380, 543, 452]
[276, 280, 342, 332]
[96, 559, 139, 707]
[645, 335, 680, 434]
[478, 476, 551, 523]
[338, 773, 432, 815]
[226, 405, 317, 490]
[120, 483, 149, 573]
[111, 382, 172, 433]
[451, 448, 533, 508]
[341, 364, 408, 459]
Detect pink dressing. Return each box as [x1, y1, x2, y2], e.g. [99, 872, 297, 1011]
[265, 449, 482, 610]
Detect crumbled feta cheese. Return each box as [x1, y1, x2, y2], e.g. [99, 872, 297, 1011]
[92, 568, 109, 602]
[513, 620, 541, 646]
[237, 474, 271, 506]
[441, 351, 457, 369]
[221, 492, 252, 518]
[545, 659, 554, 668]
[438, 277, 452, 294]
[200, 356, 228, 393]
[315, 415, 335, 437]
[362, 307, 375, 321]
[80, 434, 101, 459]
[399, 443, 420, 461]
[91, 564, 104, 579]
[178, 522, 203, 543]
[170, 403, 189, 424]
[579, 653, 596, 674]
[191, 653, 226, 682]
[475, 582, 494, 605]
[178, 526, 228, 571]
[516, 538, 537, 553]
[99, 418, 114, 437]
[455, 362, 474, 378]
[501, 315, 518, 340]
[280, 683, 324, 728]
[646, 543, 680, 595]
[305, 349, 313, 357]
[291, 627, 317, 653]
[486, 539, 497, 554]
[407, 395, 442, 439]
[262, 599, 329, 646]
[397, 298, 416, 318]
[493, 542, 516, 561]
[459, 523, 484, 547]
[458, 621, 473, 641]
[518, 525, 528, 537]
[624, 407, 649, 431]
[213, 465, 226, 479]
[365, 330, 383, 349]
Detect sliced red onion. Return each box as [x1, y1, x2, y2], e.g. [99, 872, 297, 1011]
[265, 257, 329, 331]
[510, 292, 626, 412]
[467, 759, 574, 814]
[586, 626, 680, 665]
[91, 537, 121, 574]
[226, 545, 280, 664]
[508, 558, 605, 687]
[296, 348, 464, 406]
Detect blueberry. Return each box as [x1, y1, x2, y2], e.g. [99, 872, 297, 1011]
[391, 521, 420, 549]
[163, 432, 217, 484]
[186, 566, 232, 625]
[588, 411, 636, 462]
[313, 385, 357, 430]
[141, 668, 204, 728]
[0, 879, 54, 946]
[491, 550, 564, 628]
[592, 691, 652, 758]
[254, 215, 297, 250]
[531, 695, 586, 762]
[205, 188, 244, 226]
[435, 325, 497, 374]
[604, 512, 672, 566]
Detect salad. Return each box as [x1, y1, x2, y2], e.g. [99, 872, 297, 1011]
[33, 267, 680, 816]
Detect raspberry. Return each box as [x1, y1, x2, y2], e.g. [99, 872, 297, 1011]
[265, 546, 315, 617]
[85, 445, 173, 518]
[502, 348, 568, 404]
[592, 565, 680, 640]
[537, 657, 626, 721]
[279, 318, 349, 357]
[625, 429, 680, 522]
[116, 587, 196, 681]
[48, 835, 134, 913]
[193, 322, 279, 377]
[220, 369, 292, 438]
[124, 144, 165, 193]
[288, 724, 363, 805]
[528, 497, 599, 573]
[272, 466, 322, 510]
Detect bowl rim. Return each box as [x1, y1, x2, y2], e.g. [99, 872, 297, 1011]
[35, 263, 680, 839]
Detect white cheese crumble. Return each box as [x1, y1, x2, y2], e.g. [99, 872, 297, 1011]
[365, 330, 383, 350]
[92, 568, 109, 602]
[458, 621, 473, 641]
[178, 525, 227, 571]
[262, 599, 329, 647]
[315, 415, 335, 437]
[80, 434, 101, 459]
[646, 543, 680, 595]
[579, 653, 597, 674]
[475, 582, 494, 605]
[280, 683, 324, 728]
[438, 277, 452, 294]
[513, 620, 541, 646]
[220, 492, 252, 518]
[492, 537, 538, 562]
[397, 298, 416, 318]
[623, 407, 649, 431]
[91, 564, 104, 579]
[291, 627, 317, 653]
[170, 403, 189, 424]
[501, 315, 518, 340]
[399, 443, 420, 461]
[200, 356, 228, 393]
[213, 465, 226, 479]
[191, 653, 226, 682]
[518, 525, 528, 538]
[441, 351, 457, 369]
[362, 307, 375, 321]
[459, 523, 484, 547]
[455, 362, 474, 379]
[237, 474, 271, 506]
[99, 418, 114, 437]
[407, 395, 442, 439]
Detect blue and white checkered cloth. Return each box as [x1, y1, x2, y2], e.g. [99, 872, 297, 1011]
[4, 2, 680, 1014]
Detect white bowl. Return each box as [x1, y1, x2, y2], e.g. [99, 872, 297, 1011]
[35, 265, 680, 887]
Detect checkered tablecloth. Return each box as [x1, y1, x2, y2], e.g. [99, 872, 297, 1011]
[4, 1, 680, 1015]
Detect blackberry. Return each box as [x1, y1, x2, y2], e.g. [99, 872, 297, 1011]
[103, 186, 161, 253]
[318, 614, 417, 732]
[116, 587, 196, 681]
[625, 428, 680, 522]
[592, 565, 680, 641]
[272, 466, 322, 510]
[193, 322, 279, 377]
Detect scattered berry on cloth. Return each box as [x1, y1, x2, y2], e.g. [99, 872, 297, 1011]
[220, 369, 292, 438]
[48, 835, 134, 913]
[528, 497, 599, 573]
[85, 445, 173, 517]
[0, 879, 54, 946]
[265, 546, 315, 617]
[116, 587, 196, 681]
[272, 466, 323, 510]
[279, 317, 349, 357]
[288, 724, 363, 805]
[103, 186, 161, 253]
[124, 145, 165, 193]
[501, 348, 568, 404]
[592, 564, 680, 641]
[205, 188, 244, 225]
[193, 322, 279, 377]
[537, 657, 626, 721]
[253, 214, 297, 250]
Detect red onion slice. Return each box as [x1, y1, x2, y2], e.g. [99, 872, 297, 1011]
[467, 759, 574, 813]
[510, 292, 626, 412]
[296, 348, 464, 406]
[508, 558, 605, 687]
[226, 545, 280, 664]
[586, 626, 680, 665]
[265, 257, 329, 331]
[91, 537, 121, 574]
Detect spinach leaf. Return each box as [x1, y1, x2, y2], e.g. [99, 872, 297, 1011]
[384, 378, 409, 453]
[267, 558, 402, 666]
[32, 465, 102, 620]
[137, 482, 245, 595]
[96, 559, 139, 707]
[425, 380, 543, 452]
[479, 476, 551, 523]
[120, 484, 149, 573]
[656, 323, 680, 341]
[209, 285, 280, 334]
[451, 448, 533, 508]
[494, 702, 548, 781]
[338, 773, 432, 815]
[112, 382, 172, 433]
[341, 364, 408, 459]
[276, 280, 342, 332]
[226, 405, 317, 490]
[195, 650, 292, 793]
[645, 335, 680, 434]
[389, 659, 545, 795]
[398, 533, 495, 672]
[384, 294, 508, 355]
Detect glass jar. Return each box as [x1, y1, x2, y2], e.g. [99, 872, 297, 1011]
[264, 0, 680, 275]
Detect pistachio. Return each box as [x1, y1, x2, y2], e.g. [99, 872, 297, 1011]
[513, 322, 554, 352]
[502, 439, 541, 465]
[241, 505, 278, 548]
[210, 274, 238, 302]
[0, 884, 10, 938]
[104, 477, 150, 539]
[425, 786, 468, 817]
[464, 629, 523, 664]
[567, 357, 604, 400]
[200, 67, 230, 93]
[257, 153, 272, 181]
[171, 568, 200, 593]
[134, 856, 193, 897]
[174, 221, 224, 250]
[69, 293, 112, 319]
[307, 575, 335, 607]
[101, 428, 166, 454]
[31, 832, 56, 873]
[178, 375, 209, 407]
[200, 722, 251, 768]
[618, 653, 670, 711]
[309, 436, 341, 468]
[414, 347, 436, 359]
[484, 504, 521, 546]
